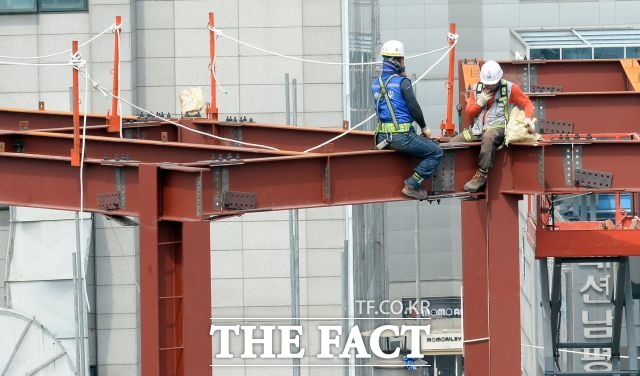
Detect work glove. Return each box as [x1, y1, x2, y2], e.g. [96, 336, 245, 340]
[421, 127, 432, 138]
[476, 90, 492, 108]
[523, 117, 536, 134]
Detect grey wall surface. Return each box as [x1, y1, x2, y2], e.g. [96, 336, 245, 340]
[0, 209, 8, 309]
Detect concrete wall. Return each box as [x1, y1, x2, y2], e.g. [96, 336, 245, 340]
[0, 209, 8, 309]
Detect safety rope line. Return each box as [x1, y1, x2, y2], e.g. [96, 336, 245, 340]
[208, 26, 451, 66]
[303, 33, 459, 153]
[0, 23, 116, 60]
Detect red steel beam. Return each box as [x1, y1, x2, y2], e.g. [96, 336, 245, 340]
[535, 229, 640, 258]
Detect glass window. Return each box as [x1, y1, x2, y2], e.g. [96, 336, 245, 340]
[530, 48, 560, 60]
[627, 46, 640, 58]
[562, 48, 592, 60]
[594, 47, 624, 59]
[38, 0, 85, 11]
[0, 0, 36, 13]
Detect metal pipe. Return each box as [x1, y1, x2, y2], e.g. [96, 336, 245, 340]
[285, 73, 291, 125]
[288, 209, 300, 375]
[207, 12, 218, 120]
[108, 16, 122, 133]
[415, 202, 421, 317]
[345, 205, 355, 376]
[75, 213, 87, 376]
[292, 78, 298, 126]
[71, 40, 80, 167]
[72, 252, 82, 375]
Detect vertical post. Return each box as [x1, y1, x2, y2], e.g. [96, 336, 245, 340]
[615, 192, 623, 226]
[440, 23, 456, 137]
[285, 73, 291, 125]
[71, 40, 80, 167]
[108, 16, 122, 133]
[207, 12, 219, 121]
[414, 203, 421, 316]
[292, 78, 298, 126]
[139, 164, 160, 376]
[182, 221, 212, 376]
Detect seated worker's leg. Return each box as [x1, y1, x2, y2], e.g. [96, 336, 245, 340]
[463, 127, 505, 193]
[450, 129, 481, 143]
[389, 132, 443, 199]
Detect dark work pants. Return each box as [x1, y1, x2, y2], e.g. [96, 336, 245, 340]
[450, 127, 505, 170]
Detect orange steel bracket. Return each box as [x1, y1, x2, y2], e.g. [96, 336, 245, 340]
[206, 12, 219, 121]
[107, 16, 122, 133]
[440, 23, 456, 137]
[71, 40, 81, 167]
[621, 59, 640, 91]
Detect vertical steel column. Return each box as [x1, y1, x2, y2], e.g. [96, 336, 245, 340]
[181, 221, 212, 375]
[139, 164, 161, 376]
[107, 16, 122, 133]
[624, 260, 639, 373]
[461, 199, 490, 375]
[71, 40, 80, 167]
[539, 258, 556, 373]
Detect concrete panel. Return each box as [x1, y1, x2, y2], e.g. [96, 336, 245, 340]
[615, 0, 640, 24]
[380, 29, 399, 42]
[599, 1, 616, 25]
[210, 306, 245, 319]
[242, 305, 291, 319]
[304, 220, 344, 249]
[239, 56, 303, 85]
[94, 227, 136, 257]
[387, 229, 416, 254]
[519, 2, 559, 27]
[243, 249, 290, 278]
[302, 83, 342, 112]
[305, 277, 341, 305]
[136, 58, 175, 87]
[425, 4, 449, 28]
[136, 86, 178, 115]
[89, 4, 133, 34]
[239, 84, 287, 114]
[306, 249, 342, 277]
[305, 206, 344, 221]
[96, 313, 138, 330]
[416, 78, 447, 106]
[0, 93, 38, 109]
[243, 278, 290, 306]
[303, 0, 341, 27]
[0, 65, 38, 93]
[97, 365, 140, 375]
[388, 253, 417, 282]
[137, 29, 175, 58]
[448, 3, 483, 28]
[96, 256, 138, 286]
[89, 31, 133, 63]
[559, 2, 599, 26]
[396, 3, 426, 30]
[174, 28, 209, 58]
[38, 12, 90, 35]
[0, 34, 37, 59]
[211, 221, 242, 251]
[175, 56, 210, 85]
[0, 14, 38, 36]
[39, 91, 74, 112]
[89, 61, 133, 92]
[425, 104, 447, 132]
[239, 27, 303, 57]
[212, 278, 244, 307]
[239, 0, 302, 28]
[421, 251, 453, 279]
[96, 284, 137, 314]
[96, 328, 138, 365]
[212, 28, 240, 57]
[136, 1, 175, 30]
[299, 304, 342, 318]
[241, 220, 289, 249]
[175, 0, 235, 30]
[303, 27, 342, 56]
[214, 56, 240, 86]
[212, 251, 243, 279]
[483, 3, 519, 27]
[242, 210, 291, 222]
[396, 28, 426, 54]
[380, 5, 397, 31]
[301, 110, 350, 126]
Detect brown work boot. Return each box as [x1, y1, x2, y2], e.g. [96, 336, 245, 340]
[463, 170, 487, 193]
[402, 185, 429, 200]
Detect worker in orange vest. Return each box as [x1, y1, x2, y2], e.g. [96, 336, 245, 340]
[451, 60, 535, 192]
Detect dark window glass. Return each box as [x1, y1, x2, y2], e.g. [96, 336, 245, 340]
[530, 48, 560, 60]
[562, 48, 592, 60]
[38, 0, 85, 11]
[594, 47, 624, 59]
[0, 0, 36, 13]
[626, 47, 640, 58]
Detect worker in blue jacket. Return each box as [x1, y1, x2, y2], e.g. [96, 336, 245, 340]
[372, 40, 443, 200]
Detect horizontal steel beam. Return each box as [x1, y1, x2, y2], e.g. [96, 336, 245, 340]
[535, 229, 640, 258]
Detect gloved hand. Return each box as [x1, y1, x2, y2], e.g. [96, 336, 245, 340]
[421, 127, 432, 138]
[476, 90, 492, 107]
[523, 117, 536, 134]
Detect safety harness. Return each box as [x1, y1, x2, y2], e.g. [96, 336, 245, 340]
[463, 79, 510, 142]
[375, 74, 412, 133]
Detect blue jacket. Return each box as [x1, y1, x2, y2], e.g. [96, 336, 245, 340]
[371, 63, 412, 125]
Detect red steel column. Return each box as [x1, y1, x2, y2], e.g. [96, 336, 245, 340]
[139, 164, 161, 375]
[461, 199, 490, 375]
[462, 153, 521, 375]
[182, 221, 212, 375]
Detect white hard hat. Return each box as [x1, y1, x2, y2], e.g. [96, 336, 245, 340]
[381, 40, 405, 58]
[480, 60, 503, 85]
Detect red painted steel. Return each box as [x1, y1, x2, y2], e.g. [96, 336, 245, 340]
[440, 23, 456, 137]
[71, 40, 80, 167]
[461, 199, 490, 376]
[108, 16, 122, 133]
[536, 229, 640, 257]
[207, 13, 218, 121]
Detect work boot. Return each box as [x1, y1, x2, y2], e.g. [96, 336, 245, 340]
[463, 170, 487, 193]
[402, 185, 429, 200]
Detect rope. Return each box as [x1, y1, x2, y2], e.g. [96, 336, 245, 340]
[302, 33, 459, 153]
[208, 26, 450, 66]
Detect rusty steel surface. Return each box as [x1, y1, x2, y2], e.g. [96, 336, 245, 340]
[536, 229, 640, 258]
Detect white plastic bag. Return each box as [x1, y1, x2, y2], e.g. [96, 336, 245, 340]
[505, 107, 542, 145]
[179, 87, 205, 117]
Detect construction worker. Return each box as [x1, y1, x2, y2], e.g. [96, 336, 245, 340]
[451, 60, 535, 192]
[373, 40, 443, 200]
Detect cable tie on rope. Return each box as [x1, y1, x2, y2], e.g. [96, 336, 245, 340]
[208, 26, 223, 38]
[69, 51, 86, 69]
[111, 23, 122, 33]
